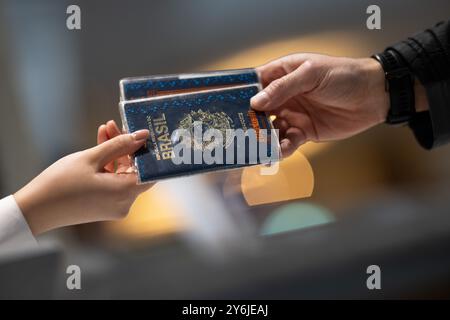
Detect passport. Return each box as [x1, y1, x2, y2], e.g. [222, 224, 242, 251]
[120, 68, 259, 101]
[120, 84, 280, 183]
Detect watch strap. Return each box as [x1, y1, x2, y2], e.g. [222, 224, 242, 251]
[372, 50, 416, 125]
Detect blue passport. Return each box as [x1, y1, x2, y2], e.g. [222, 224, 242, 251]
[120, 68, 259, 101]
[120, 84, 280, 183]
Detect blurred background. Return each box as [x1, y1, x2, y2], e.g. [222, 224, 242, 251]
[1, 0, 450, 299]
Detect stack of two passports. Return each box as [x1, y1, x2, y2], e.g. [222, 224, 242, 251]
[119, 68, 280, 184]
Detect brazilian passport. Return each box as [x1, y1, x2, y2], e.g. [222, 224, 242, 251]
[119, 84, 280, 183]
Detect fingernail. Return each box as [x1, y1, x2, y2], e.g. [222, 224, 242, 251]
[251, 91, 269, 109]
[132, 129, 149, 141]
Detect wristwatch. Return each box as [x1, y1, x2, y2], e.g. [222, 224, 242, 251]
[372, 50, 416, 125]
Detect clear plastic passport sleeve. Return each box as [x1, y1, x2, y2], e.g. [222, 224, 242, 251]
[119, 69, 281, 184]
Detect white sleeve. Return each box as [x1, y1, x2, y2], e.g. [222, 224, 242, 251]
[0, 195, 37, 253]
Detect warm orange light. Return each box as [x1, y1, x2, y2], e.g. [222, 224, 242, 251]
[105, 183, 186, 239]
[223, 150, 314, 206]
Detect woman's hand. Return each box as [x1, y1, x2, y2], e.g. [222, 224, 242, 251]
[251, 53, 390, 157]
[14, 120, 153, 235]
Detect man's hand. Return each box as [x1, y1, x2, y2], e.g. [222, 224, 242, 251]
[251, 53, 390, 157]
[14, 120, 153, 235]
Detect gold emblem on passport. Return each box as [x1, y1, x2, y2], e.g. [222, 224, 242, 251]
[177, 109, 234, 151]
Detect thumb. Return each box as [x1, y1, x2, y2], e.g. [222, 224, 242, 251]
[251, 60, 320, 111]
[91, 129, 149, 169]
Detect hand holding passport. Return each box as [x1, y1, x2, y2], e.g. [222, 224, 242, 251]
[119, 69, 281, 184]
[8, 54, 400, 237]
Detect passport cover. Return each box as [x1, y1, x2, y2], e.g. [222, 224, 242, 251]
[120, 68, 259, 101]
[120, 84, 280, 183]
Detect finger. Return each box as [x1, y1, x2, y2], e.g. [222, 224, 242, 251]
[97, 124, 108, 145]
[256, 54, 309, 87]
[280, 139, 298, 158]
[106, 120, 133, 168]
[97, 124, 115, 172]
[251, 60, 321, 111]
[280, 127, 307, 158]
[275, 106, 319, 142]
[91, 130, 149, 169]
[106, 120, 121, 138]
[256, 59, 288, 88]
[275, 106, 300, 120]
[272, 117, 289, 138]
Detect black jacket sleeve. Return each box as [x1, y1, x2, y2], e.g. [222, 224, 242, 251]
[387, 20, 450, 149]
